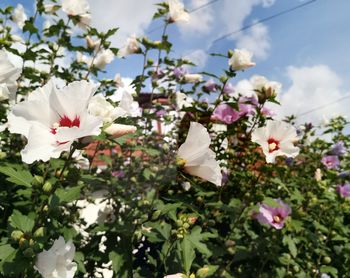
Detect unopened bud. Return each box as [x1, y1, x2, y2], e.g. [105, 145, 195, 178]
[23, 247, 34, 258]
[33, 227, 45, 238]
[11, 230, 24, 241]
[42, 181, 52, 192]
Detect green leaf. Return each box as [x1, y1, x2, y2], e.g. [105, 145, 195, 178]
[0, 245, 15, 261]
[0, 166, 33, 187]
[187, 226, 212, 257]
[320, 266, 338, 277]
[109, 251, 125, 273]
[9, 210, 34, 233]
[283, 235, 297, 258]
[74, 252, 86, 273]
[179, 236, 195, 275]
[53, 185, 83, 204]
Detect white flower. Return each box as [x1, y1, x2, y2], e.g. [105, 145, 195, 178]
[113, 90, 141, 117]
[0, 84, 10, 101]
[184, 73, 203, 83]
[76, 190, 114, 227]
[178, 122, 222, 186]
[86, 36, 101, 50]
[62, 0, 91, 28]
[168, 0, 190, 23]
[114, 73, 124, 88]
[93, 49, 114, 69]
[88, 94, 119, 123]
[0, 50, 22, 101]
[251, 120, 299, 163]
[35, 236, 77, 278]
[88, 94, 137, 136]
[7, 80, 103, 164]
[250, 75, 281, 96]
[164, 274, 185, 278]
[77, 13, 91, 29]
[104, 123, 137, 137]
[12, 4, 27, 29]
[176, 92, 193, 110]
[117, 35, 140, 58]
[44, 4, 59, 14]
[62, 0, 89, 16]
[228, 49, 256, 71]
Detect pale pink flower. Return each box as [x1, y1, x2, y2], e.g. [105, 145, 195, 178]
[7, 80, 103, 163]
[321, 155, 340, 169]
[212, 104, 241, 125]
[251, 121, 299, 163]
[0, 50, 22, 101]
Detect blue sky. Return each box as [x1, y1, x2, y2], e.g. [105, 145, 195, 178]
[2, 0, 350, 127]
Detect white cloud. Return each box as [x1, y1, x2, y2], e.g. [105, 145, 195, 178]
[275, 65, 350, 125]
[178, 0, 215, 35]
[88, 0, 158, 47]
[235, 22, 270, 59]
[183, 49, 208, 69]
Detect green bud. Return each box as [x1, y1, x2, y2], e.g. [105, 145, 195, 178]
[34, 227, 45, 238]
[220, 75, 229, 83]
[42, 181, 52, 192]
[176, 220, 183, 227]
[19, 238, 28, 249]
[323, 256, 331, 264]
[197, 267, 209, 278]
[11, 230, 24, 241]
[33, 175, 44, 186]
[183, 223, 190, 229]
[23, 248, 34, 258]
[293, 265, 300, 273]
[152, 210, 161, 220]
[227, 49, 234, 58]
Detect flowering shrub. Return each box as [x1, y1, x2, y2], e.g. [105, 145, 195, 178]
[0, 0, 350, 277]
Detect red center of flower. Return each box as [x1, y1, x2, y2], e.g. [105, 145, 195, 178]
[51, 115, 80, 135]
[50, 115, 80, 145]
[267, 138, 280, 153]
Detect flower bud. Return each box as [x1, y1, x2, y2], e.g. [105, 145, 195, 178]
[23, 247, 34, 258]
[42, 181, 52, 192]
[11, 230, 24, 241]
[33, 227, 45, 238]
[197, 267, 209, 278]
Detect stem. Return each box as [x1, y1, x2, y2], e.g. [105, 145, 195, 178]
[84, 42, 102, 80]
[149, 22, 169, 103]
[16, 10, 38, 101]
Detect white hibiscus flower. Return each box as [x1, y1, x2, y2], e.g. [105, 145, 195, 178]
[35, 236, 77, 278]
[7, 80, 103, 163]
[178, 122, 222, 186]
[251, 120, 299, 163]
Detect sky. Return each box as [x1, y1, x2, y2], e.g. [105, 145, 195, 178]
[2, 0, 350, 129]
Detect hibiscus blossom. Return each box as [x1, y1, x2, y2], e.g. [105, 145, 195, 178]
[178, 122, 222, 186]
[251, 120, 299, 163]
[254, 199, 291, 230]
[167, 0, 190, 23]
[0, 50, 22, 101]
[7, 80, 103, 163]
[35, 236, 77, 278]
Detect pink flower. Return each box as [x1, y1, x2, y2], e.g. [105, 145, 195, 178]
[336, 183, 350, 198]
[203, 79, 217, 92]
[223, 83, 235, 95]
[212, 104, 240, 125]
[238, 96, 258, 116]
[261, 106, 276, 117]
[321, 155, 340, 169]
[255, 199, 291, 229]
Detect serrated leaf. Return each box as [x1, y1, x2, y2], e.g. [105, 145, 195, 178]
[0, 166, 33, 187]
[180, 236, 195, 275]
[9, 210, 34, 233]
[53, 185, 83, 203]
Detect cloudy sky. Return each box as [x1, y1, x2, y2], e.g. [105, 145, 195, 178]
[2, 0, 350, 128]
